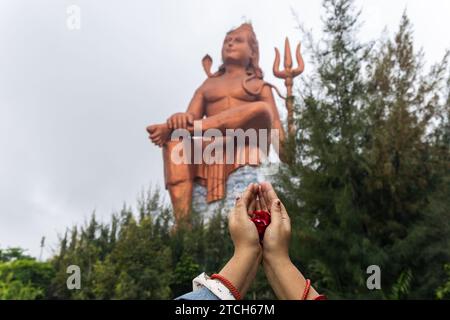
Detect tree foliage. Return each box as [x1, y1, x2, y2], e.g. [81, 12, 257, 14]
[276, 0, 450, 299]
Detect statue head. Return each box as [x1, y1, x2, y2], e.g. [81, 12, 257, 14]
[218, 23, 263, 79]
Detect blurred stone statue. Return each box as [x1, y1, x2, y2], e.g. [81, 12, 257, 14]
[146, 23, 303, 227]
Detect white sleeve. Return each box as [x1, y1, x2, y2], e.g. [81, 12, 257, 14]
[192, 272, 236, 300]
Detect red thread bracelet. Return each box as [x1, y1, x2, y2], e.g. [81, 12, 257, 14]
[210, 274, 242, 300]
[302, 279, 311, 300]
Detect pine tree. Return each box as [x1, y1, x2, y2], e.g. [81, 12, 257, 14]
[279, 0, 373, 298]
[278, 0, 450, 299]
[363, 13, 450, 298]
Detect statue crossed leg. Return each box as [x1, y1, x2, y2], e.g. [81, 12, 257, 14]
[149, 101, 273, 227]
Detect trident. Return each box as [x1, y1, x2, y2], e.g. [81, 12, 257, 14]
[273, 38, 305, 137]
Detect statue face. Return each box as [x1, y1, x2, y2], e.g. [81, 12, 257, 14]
[221, 30, 253, 67]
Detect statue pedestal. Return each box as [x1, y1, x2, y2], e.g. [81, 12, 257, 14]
[192, 163, 277, 221]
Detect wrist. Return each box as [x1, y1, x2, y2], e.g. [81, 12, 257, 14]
[263, 249, 290, 265]
[235, 244, 261, 258]
[219, 249, 261, 299]
[233, 249, 261, 267]
[263, 254, 291, 282]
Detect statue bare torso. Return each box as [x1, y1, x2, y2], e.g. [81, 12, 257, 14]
[201, 74, 260, 117]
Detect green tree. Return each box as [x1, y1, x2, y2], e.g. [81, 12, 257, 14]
[49, 190, 174, 299]
[0, 254, 54, 299]
[278, 0, 450, 299]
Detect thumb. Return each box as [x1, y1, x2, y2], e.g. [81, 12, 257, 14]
[236, 183, 256, 213]
[270, 199, 282, 224]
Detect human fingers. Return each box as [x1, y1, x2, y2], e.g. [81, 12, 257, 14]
[269, 198, 282, 224]
[248, 197, 256, 217]
[279, 201, 290, 221]
[236, 183, 257, 217]
[255, 195, 261, 211]
[258, 185, 269, 212]
[261, 182, 279, 206]
[245, 183, 258, 207]
[259, 182, 271, 205]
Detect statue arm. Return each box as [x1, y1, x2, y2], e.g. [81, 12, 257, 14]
[186, 87, 206, 120]
[167, 86, 206, 130]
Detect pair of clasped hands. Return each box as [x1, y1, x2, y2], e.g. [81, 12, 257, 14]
[219, 182, 320, 300]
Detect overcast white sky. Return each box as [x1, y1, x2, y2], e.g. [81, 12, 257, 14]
[0, 0, 449, 259]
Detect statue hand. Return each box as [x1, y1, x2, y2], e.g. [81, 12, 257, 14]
[167, 112, 194, 130]
[146, 124, 171, 147]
